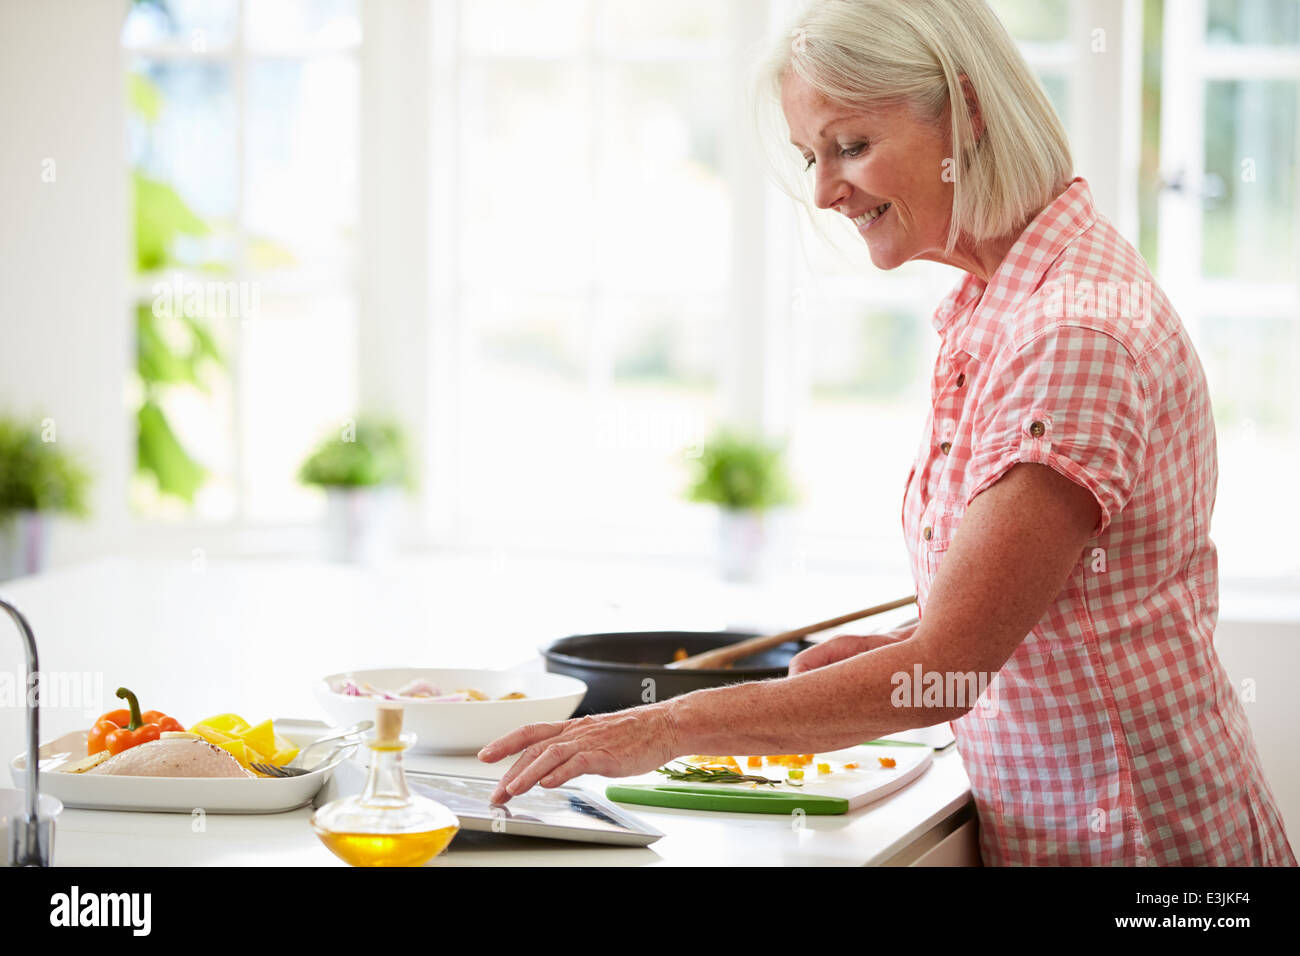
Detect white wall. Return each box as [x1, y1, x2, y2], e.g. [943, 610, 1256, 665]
[0, 0, 130, 564]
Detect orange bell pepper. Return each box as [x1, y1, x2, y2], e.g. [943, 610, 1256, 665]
[87, 687, 184, 756]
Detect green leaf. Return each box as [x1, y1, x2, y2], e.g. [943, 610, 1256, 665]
[137, 400, 207, 503]
[128, 71, 162, 124]
[133, 171, 210, 273]
[298, 418, 414, 490]
[136, 305, 202, 388]
[684, 429, 795, 512]
[0, 416, 93, 519]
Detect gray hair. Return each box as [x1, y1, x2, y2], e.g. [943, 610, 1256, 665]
[755, 0, 1074, 255]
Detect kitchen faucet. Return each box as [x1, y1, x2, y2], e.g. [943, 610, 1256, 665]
[1, 593, 54, 866]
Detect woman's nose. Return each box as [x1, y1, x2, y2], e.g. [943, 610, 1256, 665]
[813, 170, 850, 211]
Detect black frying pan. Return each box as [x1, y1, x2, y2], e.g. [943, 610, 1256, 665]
[540, 630, 814, 716]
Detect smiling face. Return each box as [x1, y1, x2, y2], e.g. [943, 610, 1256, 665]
[781, 71, 956, 271]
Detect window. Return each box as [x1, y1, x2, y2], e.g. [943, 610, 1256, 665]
[1156, 0, 1300, 578]
[123, 0, 361, 526]
[432, 0, 735, 554]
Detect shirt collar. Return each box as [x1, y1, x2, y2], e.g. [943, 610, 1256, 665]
[932, 176, 1098, 362]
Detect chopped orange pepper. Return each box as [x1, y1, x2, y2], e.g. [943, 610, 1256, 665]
[878, 756, 897, 768]
[746, 755, 763, 768]
[687, 755, 743, 774]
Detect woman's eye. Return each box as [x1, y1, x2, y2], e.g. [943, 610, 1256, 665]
[839, 142, 866, 159]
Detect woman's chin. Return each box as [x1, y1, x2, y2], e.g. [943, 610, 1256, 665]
[866, 242, 906, 271]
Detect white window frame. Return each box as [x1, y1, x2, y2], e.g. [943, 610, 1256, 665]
[123, 1, 362, 555]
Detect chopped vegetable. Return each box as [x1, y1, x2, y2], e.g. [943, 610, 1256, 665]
[765, 754, 815, 768]
[190, 712, 300, 771]
[817, 762, 831, 774]
[878, 756, 897, 768]
[746, 755, 763, 768]
[787, 768, 804, 780]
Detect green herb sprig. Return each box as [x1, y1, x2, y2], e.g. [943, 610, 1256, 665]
[655, 762, 787, 786]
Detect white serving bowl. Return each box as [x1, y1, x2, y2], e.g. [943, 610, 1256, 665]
[312, 668, 588, 755]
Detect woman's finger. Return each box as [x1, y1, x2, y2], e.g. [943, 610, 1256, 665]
[496, 739, 584, 800]
[491, 737, 558, 800]
[537, 750, 601, 789]
[477, 719, 566, 763]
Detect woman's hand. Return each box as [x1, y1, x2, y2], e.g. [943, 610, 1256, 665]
[787, 630, 912, 676]
[477, 703, 682, 804]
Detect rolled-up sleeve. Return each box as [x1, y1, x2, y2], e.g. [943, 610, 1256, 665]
[964, 325, 1150, 535]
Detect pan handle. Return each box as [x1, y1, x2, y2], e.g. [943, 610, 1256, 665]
[667, 595, 918, 671]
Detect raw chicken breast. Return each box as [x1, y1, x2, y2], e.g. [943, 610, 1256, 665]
[86, 738, 254, 778]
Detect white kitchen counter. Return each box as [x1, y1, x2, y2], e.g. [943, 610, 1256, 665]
[0, 555, 973, 866]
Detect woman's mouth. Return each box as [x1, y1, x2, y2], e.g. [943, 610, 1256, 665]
[853, 203, 891, 232]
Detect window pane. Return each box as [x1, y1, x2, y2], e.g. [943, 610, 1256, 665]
[1199, 313, 1300, 576]
[1202, 80, 1298, 282]
[130, 301, 237, 520]
[245, 55, 359, 277]
[609, 296, 719, 387]
[988, 0, 1070, 42]
[461, 0, 589, 56]
[1206, 0, 1300, 45]
[458, 292, 717, 545]
[246, 0, 361, 51]
[240, 296, 359, 522]
[129, 60, 238, 271]
[789, 295, 933, 551]
[595, 64, 731, 296]
[123, 0, 238, 49]
[460, 62, 593, 292]
[598, 0, 729, 54]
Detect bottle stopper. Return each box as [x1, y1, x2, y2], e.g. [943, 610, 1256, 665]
[374, 703, 404, 745]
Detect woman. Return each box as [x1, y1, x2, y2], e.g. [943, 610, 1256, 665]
[479, 0, 1296, 866]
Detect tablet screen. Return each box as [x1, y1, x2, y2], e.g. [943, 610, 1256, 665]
[407, 772, 662, 845]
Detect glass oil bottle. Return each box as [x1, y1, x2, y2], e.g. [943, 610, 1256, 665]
[312, 703, 459, 866]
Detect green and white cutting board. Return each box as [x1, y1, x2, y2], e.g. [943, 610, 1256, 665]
[605, 741, 933, 815]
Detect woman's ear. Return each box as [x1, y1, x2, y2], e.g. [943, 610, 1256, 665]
[959, 73, 985, 143]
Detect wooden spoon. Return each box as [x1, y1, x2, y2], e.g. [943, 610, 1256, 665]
[666, 594, 919, 670]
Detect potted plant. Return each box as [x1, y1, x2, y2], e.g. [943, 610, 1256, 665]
[298, 418, 413, 564]
[0, 416, 92, 580]
[685, 429, 795, 582]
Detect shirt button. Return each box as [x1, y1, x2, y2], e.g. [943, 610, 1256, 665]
[923, 526, 932, 541]
[1029, 420, 1046, 438]
[939, 441, 952, 455]
[956, 373, 966, 387]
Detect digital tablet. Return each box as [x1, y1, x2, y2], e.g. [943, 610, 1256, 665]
[406, 771, 664, 847]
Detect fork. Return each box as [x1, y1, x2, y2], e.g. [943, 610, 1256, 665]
[251, 741, 350, 778]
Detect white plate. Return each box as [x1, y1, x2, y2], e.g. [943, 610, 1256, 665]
[314, 668, 587, 754]
[9, 726, 354, 814]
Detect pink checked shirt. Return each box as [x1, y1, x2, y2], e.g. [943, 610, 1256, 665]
[901, 177, 1296, 866]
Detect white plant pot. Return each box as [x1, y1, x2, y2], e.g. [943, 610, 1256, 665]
[323, 486, 399, 565]
[0, 511, 52, 582]
[718, 509, 766, 583]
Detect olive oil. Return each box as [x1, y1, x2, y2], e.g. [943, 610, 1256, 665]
[311, 703, 460, 867]
[314, 825, 459, 868]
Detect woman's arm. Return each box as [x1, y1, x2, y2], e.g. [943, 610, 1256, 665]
[672, 461, 1101, 754]
[480, 461, 1100, 800]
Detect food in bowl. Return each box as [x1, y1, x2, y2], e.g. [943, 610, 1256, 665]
[330, 676, 527, 702]
[314, 668, 587, 755]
